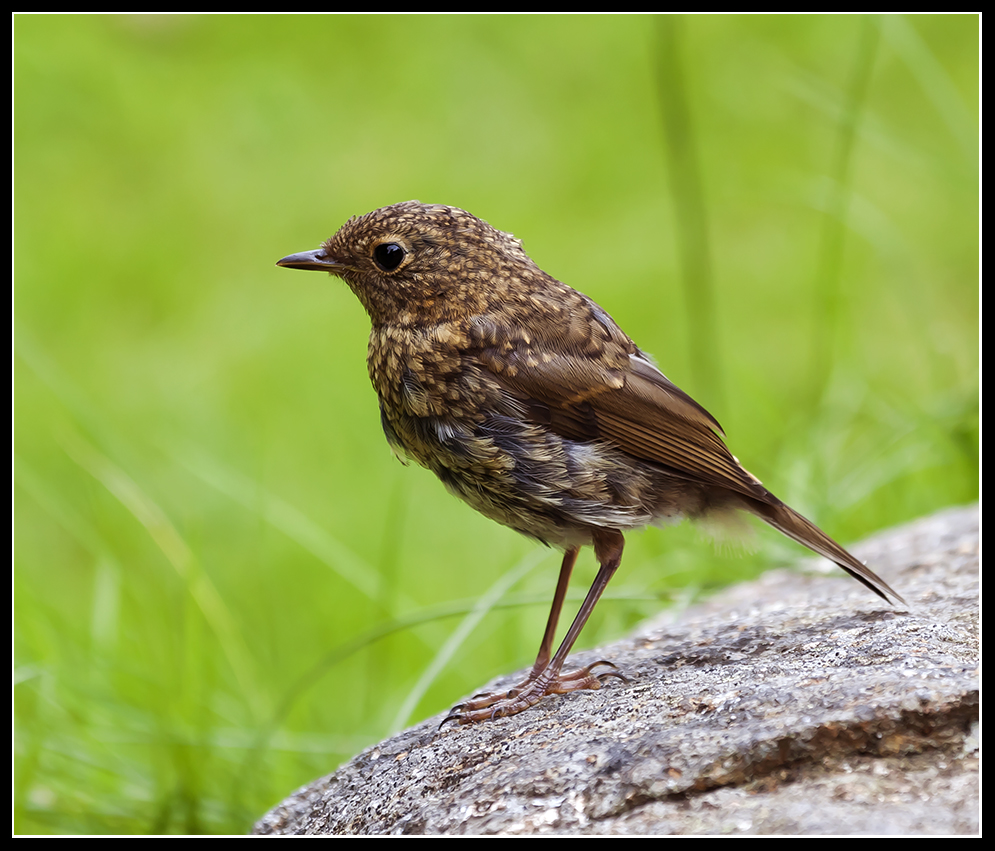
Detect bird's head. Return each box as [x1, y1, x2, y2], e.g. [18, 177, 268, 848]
[277, 201, 537, 326]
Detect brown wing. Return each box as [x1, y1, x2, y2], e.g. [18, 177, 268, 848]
[593, 354, 768, 498]
[470, 299, 769, 502]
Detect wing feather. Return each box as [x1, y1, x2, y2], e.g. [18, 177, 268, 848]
[472, 307, 768, 501]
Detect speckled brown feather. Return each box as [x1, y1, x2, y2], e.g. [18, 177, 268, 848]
[277, 201, 904, 724]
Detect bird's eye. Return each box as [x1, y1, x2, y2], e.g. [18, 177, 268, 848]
[373, 242, 406, 272]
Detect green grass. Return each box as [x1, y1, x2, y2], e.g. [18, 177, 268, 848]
[14, 14, 978, 834]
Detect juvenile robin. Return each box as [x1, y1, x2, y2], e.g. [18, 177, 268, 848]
[277, 201, 904, 725]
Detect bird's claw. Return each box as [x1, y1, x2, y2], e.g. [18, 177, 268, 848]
[440, 659, 628, 727]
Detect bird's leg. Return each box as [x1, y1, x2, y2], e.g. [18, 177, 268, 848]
[445, 547, 578, 718]
[443, 530, 627, 726]
[533, 529, 627, 691]
[523, 544, 578, 682]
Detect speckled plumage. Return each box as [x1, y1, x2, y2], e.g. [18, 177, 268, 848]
[277, 201, 904, 725]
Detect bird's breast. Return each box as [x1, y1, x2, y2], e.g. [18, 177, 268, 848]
[364, 323, 661, 544]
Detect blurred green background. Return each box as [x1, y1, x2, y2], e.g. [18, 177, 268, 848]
[14, 14, 977, 835]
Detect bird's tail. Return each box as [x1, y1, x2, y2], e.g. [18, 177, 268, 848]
[747, 497, 906, 606]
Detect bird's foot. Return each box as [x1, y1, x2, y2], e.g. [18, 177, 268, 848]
[441, 660, 626, 726]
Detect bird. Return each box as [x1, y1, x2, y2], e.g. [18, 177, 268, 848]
[276, 200, 904, 725]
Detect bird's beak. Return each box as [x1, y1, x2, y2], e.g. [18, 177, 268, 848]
[276, 248, 344, 273]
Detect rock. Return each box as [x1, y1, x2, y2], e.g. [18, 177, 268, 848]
[254, 505, 979, 835]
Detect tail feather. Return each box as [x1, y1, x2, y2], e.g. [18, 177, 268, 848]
[748, 498, 905, 606]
